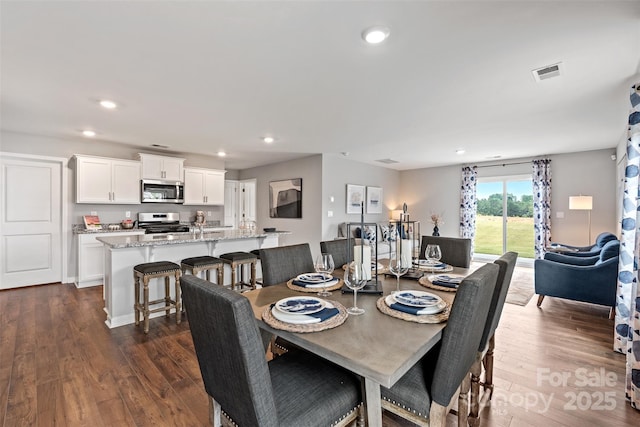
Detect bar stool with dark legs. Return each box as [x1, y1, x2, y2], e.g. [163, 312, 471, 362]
[181, 256, 224, 285]
[133, 261, 182, 334]
[220, 251, 257, 291]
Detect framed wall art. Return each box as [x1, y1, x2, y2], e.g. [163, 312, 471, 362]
[269, 178, 302, 218]
[346, 184, 365, 214]
[366, 186, 383, 214]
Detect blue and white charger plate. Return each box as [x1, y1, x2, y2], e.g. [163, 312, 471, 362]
[275, 296, 325, 315]
[296, 273, 333, 283]
[392, 290, 441, 307]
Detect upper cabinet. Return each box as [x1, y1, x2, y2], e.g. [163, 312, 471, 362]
[183, 167, 226, 205]
[138, 153, 184, 181]
[75, 155, 141, 204]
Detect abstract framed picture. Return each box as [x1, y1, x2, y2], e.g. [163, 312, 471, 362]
[366, 186, 383, 214]
[346, 184, 365, 214]
[269, 178, 302, 218]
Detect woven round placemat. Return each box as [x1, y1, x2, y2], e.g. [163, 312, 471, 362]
[262, 300, 348, 333]
[418, 276, 458, 292]
[286, 278, 344, 293]
[376, 297, 450, 324]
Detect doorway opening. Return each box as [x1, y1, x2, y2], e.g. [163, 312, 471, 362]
[475, 175, 534, 264]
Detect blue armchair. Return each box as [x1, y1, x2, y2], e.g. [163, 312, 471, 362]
[535, 240, 619, 312]
[549, 232, 617, 257]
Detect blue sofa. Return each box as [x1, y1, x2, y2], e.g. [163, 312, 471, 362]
[535, 240, 619, 310]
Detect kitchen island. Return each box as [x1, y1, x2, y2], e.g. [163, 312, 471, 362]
[97, 230, 287, 328]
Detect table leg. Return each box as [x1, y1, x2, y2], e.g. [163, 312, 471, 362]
[364, 379, 382, 427]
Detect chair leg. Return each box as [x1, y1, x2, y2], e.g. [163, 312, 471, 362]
[134, 274, 140, 326]
[143, 277, 150, 334]
[429, 402, 448, 427]
[469, 354, 482, 427]
[536, 294, 545, 307]
[164, 276, 171, 318]
[458, 371, 470, 427]
[217, 266, 223, 286]
[231, 263, 237, 291]
[482, 334, 496, 400]
[251, 261, 256, 289]
[209, 396, 222, 427]
[175, 271, 182, 325]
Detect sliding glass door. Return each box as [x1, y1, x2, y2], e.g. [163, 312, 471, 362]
[476, 175, 534, 259]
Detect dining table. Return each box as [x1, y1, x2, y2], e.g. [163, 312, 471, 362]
[243, 265, 469, 426]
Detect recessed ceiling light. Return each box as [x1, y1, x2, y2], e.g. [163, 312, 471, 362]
[99, 100, 117, 109]
[217, 151, 226, 157]
[362, 26, 390, 44]
[263, 136, 274, 144]
[456, 149, 466, 155]
[82, 130, 96, 137]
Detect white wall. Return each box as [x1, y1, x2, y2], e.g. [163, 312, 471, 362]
[239, 155, 324, 259]
[321, 154, 401, 240]
[550, 149, 618, 246]
[399, 148, 618, 249]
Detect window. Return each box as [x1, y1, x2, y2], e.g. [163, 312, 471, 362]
[476, 175, 534, 259]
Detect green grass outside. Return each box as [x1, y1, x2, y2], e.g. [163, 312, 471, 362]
[474, 215, 535, 259]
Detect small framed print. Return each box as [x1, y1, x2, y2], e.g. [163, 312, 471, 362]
[366, 186, 383, 214]
[346, 184, 365, 214]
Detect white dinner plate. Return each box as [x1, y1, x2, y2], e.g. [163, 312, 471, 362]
[271, 302, 335, 324]
[391, 290, 442, 307]
[414, 259, 439, 266]
[275, 296, 326, 315]
[296, 273, 333, 283]
[428, 274, 465, 284]
[385, 295, 446, 315]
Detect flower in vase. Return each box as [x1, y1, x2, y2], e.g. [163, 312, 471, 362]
[430, 213, 443, 227]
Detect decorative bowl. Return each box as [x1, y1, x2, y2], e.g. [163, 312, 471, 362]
[121, 221, 134, 229]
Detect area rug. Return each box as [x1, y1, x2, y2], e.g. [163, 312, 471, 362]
[504, 266, 534, 306]
[470, 262, 534, 306]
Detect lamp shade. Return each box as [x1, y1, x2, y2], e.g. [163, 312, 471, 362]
[569, 195, 593, 210]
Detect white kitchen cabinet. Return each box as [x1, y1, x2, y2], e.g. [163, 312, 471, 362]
[76, 231, 144, 288]
[184, 167, 226, 205]
[224, 180, 238, 227]
[138, 153, 184, 181]
[75, 155, 141, 204]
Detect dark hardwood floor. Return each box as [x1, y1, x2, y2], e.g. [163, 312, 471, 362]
[2, 278, 640, 426]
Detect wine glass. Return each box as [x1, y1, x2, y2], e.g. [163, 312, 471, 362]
[388, 249, 409, 292]
[314, 253, 335, 297]
[345, 262, 367, 315]
[425, 244, 442, 265]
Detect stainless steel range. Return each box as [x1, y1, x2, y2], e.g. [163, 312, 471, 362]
[138, 212, 190, 234]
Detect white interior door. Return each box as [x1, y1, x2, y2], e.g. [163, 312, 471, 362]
[1, 155, 63, 289]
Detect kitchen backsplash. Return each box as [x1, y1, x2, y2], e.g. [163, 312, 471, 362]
[71, 204, 225, 227]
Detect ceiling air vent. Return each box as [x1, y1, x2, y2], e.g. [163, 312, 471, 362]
[375, 158, 399, 164]
[150, 144, 169, 149]
[532, 62, 563, 82]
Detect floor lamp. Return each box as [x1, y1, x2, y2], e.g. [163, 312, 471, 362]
[569, 195, 593, 244]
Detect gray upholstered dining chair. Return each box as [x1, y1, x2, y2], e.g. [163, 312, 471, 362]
[468, 252, 518, 426]
[420, 236, 472, 268]
[181, 274, 363, 427]
[320, 238, 355, 269]
[380, 262, 499, 427]
[259, 243, 315, 287]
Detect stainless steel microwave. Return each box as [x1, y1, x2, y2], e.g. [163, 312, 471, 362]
[141, 179, 184, 203]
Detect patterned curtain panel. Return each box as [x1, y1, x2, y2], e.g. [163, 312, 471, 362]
[532, 159, 552, 259]
[459, 166, 477, 255]
[614, 83, 640, 410]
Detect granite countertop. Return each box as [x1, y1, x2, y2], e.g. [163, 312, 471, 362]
[96, 229, 287, 249]
[73, 224, 144, 234]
